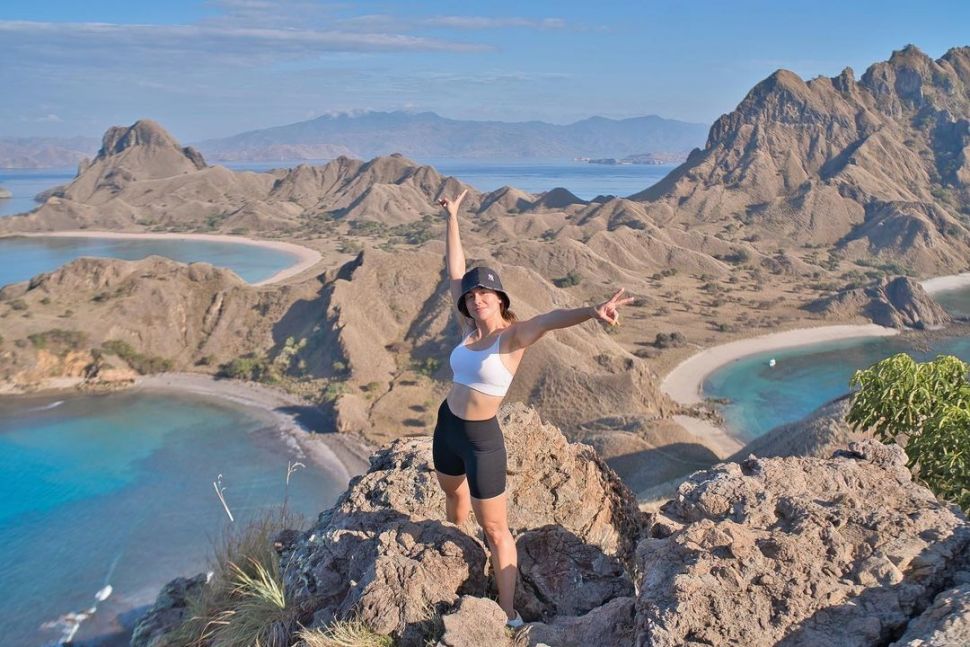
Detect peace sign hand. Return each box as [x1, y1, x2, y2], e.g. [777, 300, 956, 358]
[438, 189, 468, 218]
[593, 288, 635, 327]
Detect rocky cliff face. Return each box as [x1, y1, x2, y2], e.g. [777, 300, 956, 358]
[806, 275, 953, 329]
[634, 45, 970, 275]
[134, 405, 969, 647]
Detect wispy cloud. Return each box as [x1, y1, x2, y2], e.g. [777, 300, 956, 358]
[0, 19, 487, 70]
[20, 113, 63, 123]
[424, 16, 566, 30]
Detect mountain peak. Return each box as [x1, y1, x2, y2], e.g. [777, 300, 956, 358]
[95, 120, 206, 172]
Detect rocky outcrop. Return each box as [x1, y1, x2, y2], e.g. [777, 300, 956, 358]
[731, 396, 866, 461]
[806, 275, 952, 328]
[138, 406, 969, 647]
[277, 403, 644, 645]
[635, 440, 970, 646]
[130, 573, 208, 647]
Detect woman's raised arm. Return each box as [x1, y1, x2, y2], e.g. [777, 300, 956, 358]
[439, 190, 470, 321]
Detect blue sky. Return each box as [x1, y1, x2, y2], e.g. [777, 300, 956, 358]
[1, 1, 967, 142]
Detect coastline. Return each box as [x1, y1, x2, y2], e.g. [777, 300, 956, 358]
[920, 272, 970, 295]
[5, 231, 322, 286]
[660, 324, 900, 455]
[133, 373, 372, 483]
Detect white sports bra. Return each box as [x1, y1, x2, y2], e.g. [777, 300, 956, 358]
[449, 330, 514, 397]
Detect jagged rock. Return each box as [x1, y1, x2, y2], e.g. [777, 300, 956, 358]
[281, 403, 644, 646]
[891, 583, 970, 646]
[805, 275, 952, 329]
[634, 439, 970, 646]
[520, 596, 636, 647]
[515, 525, 633, 622]
[436, 596, 512, 647]
[731, 396, 868, 461]
[130, 573, 208, 647]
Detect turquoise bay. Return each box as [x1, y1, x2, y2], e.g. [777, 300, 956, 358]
[0, 236, 301, 288]
[0, 390, 343, 646]
[703, 302, 970, 440]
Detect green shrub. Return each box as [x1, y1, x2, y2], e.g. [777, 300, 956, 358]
[322, 381, 347, 402]
[219, 353, 275, 382]
[28, 329, 88, 354]
[848, 353, 969, 511]
[553, 271, 582, 288]
[9, 299, 27, 311]
[412, 356, 441, 378]
[102, 339, 174, 375]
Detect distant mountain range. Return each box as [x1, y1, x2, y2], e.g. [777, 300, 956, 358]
[193, 111, 708, 161]
[0, 136, 100, 169]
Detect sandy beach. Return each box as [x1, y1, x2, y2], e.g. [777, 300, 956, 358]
[920, 272, 970, 295]
[10, 231, 322, 286]
[135, 373, 372, 484]
[661, 324, 900, 454]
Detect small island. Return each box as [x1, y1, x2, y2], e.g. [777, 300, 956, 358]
[577, 151, 689, 165]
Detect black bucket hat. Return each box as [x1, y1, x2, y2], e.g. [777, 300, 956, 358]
[457, 266, 510, 317]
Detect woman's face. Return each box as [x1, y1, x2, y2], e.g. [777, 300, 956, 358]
[464, 287, 501, 319]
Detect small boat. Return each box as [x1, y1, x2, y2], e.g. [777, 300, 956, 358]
[768, 358, 776, 367]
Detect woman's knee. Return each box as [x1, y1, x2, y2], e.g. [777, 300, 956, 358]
[480, 520, 512, 545]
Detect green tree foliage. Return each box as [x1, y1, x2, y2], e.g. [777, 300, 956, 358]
[847, 353, 969, 511]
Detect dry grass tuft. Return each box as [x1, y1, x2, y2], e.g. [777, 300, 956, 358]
[298, 619, 394, 647]
[167, 510, 304, 647]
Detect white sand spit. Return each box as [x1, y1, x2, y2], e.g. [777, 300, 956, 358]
[662, 324, 899, 406]
[920, 272, 970, 295]
[135, 373, 371, 483]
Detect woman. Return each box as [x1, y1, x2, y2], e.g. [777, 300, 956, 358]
[434, 189, 633, 628]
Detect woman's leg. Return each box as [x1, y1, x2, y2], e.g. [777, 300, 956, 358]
[471, 493, 518, 620]
[435, 471, 472, 526]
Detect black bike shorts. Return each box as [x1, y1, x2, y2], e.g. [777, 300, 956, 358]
[432, 399, 507, 499]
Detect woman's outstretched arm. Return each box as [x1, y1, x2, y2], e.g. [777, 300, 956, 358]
[509, 288, 634, 350]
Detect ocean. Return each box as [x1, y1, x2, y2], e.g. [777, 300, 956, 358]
[0, 390, 343, 646]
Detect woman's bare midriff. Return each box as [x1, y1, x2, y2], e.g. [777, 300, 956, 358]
[446, 383, 505, 420]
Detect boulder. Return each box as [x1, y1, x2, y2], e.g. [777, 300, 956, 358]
[520, 596, 636, 647]
[436, 595, 512, 647]
[515, 525, 633, 622]
[130, 573, 208, 647]
[634, 440, 970, 646]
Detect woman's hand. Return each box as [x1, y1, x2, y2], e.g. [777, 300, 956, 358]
[592, 288, 634, 327]
[438, 189, 468, 218]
